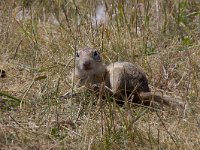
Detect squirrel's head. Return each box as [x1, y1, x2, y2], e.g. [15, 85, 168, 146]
[75, 48, 105, 76]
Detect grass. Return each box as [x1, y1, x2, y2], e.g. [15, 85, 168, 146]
[0, 0, 200, 149]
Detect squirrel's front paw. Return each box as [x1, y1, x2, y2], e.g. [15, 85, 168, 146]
[60, 91, 78, 99]
[91, 83, 101, 91]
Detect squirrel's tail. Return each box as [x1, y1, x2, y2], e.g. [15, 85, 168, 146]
[139, 92, 187, 115]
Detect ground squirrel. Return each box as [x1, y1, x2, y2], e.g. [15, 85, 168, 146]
[64, 48, 187, 112]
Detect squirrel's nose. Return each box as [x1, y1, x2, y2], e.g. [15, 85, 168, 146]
[83, 61, 91, 70]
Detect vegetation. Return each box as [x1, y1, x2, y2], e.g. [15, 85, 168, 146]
[0, 0, 200, 149]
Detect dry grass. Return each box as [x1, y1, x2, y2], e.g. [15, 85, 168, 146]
[0, 0, 200, 149]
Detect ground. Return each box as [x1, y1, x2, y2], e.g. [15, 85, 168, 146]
[0, 0, 200, 149]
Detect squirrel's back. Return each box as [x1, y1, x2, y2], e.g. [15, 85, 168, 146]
[106, 61, 150, 93]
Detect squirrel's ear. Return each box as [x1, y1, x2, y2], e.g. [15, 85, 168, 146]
[0, 69, 6, 78]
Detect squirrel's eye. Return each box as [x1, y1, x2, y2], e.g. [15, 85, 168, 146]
[76, 52, 79, 57]
[93, 51, 100, 61]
